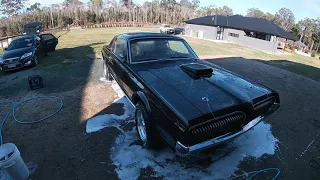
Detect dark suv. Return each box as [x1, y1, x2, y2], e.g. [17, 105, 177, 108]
[0, 33, 58, 72]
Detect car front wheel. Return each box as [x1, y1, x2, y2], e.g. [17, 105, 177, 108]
[135, 101, 165, 149]
[103, 61, 113, 81]
[32, 55, 38, 67]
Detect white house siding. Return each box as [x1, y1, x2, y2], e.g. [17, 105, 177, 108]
[223, 28, 277, 54]
[185, 24, 277, 54]
[185, 24, 217, 40]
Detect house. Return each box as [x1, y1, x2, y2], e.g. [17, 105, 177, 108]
[184, 15, 297, 54]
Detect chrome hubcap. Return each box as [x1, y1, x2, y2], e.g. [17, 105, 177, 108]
[136, 109, 147, 143]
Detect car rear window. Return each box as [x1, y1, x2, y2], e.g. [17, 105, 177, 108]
[41, 34, 55, 41]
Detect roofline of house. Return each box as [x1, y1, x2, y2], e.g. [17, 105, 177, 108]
[185, 21, 297, 41]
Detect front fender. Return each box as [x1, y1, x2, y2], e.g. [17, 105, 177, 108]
[133, 91, 151, 112]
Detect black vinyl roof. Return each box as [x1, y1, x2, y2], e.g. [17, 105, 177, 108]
[185, 15, 297, 40]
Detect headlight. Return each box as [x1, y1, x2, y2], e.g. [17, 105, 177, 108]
[21, 52, 33, 59]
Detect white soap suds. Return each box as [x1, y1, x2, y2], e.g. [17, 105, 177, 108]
[111, 122, 278, 180]
[87, 80, 279, 180]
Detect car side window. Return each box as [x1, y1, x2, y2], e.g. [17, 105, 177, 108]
[109, 37, 116, 51]
[113, 38, 127, 61]
[41, 34, 55, 41]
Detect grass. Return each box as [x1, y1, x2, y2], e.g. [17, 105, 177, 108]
[1, 27, 320, 81]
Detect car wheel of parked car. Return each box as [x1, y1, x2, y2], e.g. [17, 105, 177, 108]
[103, 61, 113, 81]
[135, 101, 165, 149]
[32, 55, 39, 67]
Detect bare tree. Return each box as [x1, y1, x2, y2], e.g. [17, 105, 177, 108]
[274, 8, 295, 31]
[246, 8, 265, 18]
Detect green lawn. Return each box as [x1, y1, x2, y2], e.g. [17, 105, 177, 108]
[1, 28, 320, 81]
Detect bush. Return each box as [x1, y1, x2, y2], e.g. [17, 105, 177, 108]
[311, 51, 316, 57]
[304, 49, 309, 53]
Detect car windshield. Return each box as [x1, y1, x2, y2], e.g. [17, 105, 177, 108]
[164, 25, 171, 27]
[7, 37, 34, 51]
[130, 39, 197, 63]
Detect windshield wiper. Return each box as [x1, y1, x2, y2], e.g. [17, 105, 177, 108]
[170, 56, 200, 61]
[170, 56, 189, 58]
[136, 58, 159, 62]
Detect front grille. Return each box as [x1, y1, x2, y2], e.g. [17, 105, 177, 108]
[190, 112, 246, 145]
[3, 58, 20, 64]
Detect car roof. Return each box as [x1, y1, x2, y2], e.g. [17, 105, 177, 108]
[118, 32, 183, 41]
[14, 34, 37, 41]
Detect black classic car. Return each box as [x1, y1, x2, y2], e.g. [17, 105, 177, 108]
[101, 33, 280, 156]
[0, 34, 58, 72]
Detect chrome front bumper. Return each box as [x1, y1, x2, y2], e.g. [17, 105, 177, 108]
[175, 103, 280, 156]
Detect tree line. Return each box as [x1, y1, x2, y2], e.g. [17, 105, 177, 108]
[0, 0, 319, 52]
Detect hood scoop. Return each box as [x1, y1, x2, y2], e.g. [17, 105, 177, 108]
[181, 63, 213, 79]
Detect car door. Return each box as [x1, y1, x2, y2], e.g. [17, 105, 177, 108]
[39, 33, 58, 53]
[120, 53, 138, 99]
[106, 38, 128, 89]
[34, 36, 44, 56]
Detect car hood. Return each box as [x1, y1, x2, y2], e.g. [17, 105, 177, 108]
[133, 60, 275, 125]
[2, 47, 33, 61]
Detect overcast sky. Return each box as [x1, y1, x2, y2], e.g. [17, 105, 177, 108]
[25, 0, 320, 21]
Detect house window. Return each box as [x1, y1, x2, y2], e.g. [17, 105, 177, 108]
[244, 31, 270, 41]
[229, 33, 239, 38]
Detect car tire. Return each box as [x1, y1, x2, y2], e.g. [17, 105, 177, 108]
[135, 101, 165, 149]
[103, 61, 113, 81]
[32, 55, 39, 67]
